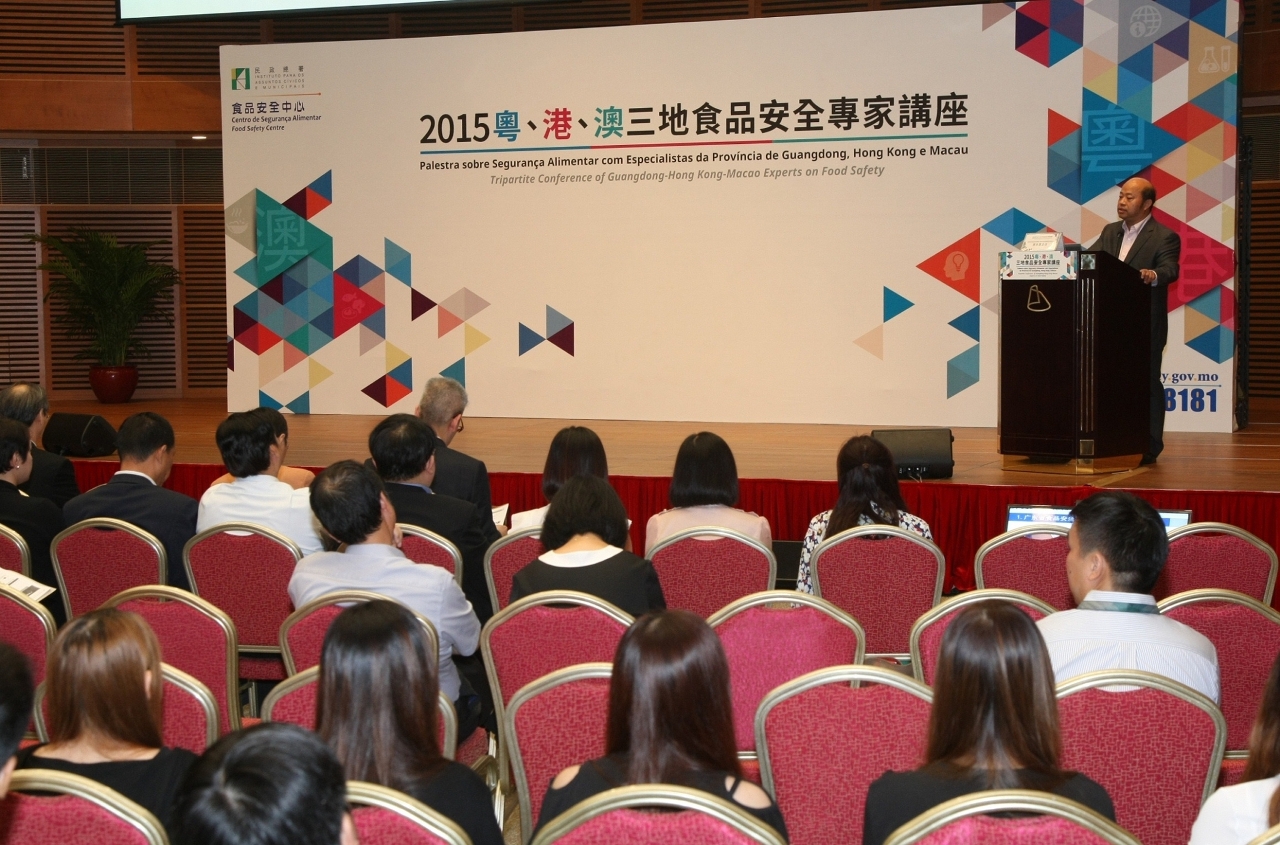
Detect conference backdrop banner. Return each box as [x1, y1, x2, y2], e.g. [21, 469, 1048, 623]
[221, 0, 1239, 430]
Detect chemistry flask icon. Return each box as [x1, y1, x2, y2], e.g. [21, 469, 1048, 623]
[1027, 285, 1051, 312]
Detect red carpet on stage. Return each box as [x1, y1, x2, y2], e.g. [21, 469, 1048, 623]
[72, 461, 1280, 603]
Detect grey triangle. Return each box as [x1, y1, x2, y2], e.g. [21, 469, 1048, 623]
[546, 305, 573, 337]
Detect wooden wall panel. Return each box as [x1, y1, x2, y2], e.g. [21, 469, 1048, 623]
[178, 208, 228, 391]
[1249, 183, 1280, 397]
[0, 0, 124, 75]
[0, 209, 44, 386]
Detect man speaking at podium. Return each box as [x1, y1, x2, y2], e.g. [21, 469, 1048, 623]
[1089, 176, 1181, 465]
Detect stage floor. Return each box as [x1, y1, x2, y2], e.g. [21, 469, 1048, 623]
[56, 397, 1280, 492]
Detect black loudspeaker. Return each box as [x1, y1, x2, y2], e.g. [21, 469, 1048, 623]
[42, 413, 118, 458]
[870, 428, 954, 480]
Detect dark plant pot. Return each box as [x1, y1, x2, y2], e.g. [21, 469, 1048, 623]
[88, 365, 139, 404]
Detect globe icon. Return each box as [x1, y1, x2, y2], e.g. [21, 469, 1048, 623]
[1130, 5, 1163, 38]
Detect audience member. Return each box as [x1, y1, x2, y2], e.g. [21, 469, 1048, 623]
[416, 377, 498, 524]
[511, 425, 609, 532]
[645, 431, 771, 555]
[64, 412, 196, 590]
[1036, 490, 1219, 701]
[317, 600, 502, 845]
[510, 475, 664, 617]
[0, 382, 79, 507]
[0, 418, 65, 623]
[17, 608, 197, 829]
[370, 413, 500, 622]
[198, 409, 323, 556]
[796, 435, 931, 593]
[536, 610, 787, 838]
[211, 407, 314, 490]
[863, 601, 1114, 845]
[174, 722, 357, 845]
[1189, 650, 1280, 844]
[0, 642, 33, 798]
[288, 461, 482, 724]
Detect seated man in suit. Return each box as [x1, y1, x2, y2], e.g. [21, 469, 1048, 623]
[368, 414, 500, 623]
[197, 409, 324, 557]
[0, 382, 79, 507]
[415, 377, 504, 535]
[288, 461, 484, 740]
[64, 412, 197, 590]
[0, 419, 65, 623]
[1037, 490, 1219, 701]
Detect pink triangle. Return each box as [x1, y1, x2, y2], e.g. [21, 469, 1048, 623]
[283, 342, 308, 372]
[983, 2, 1015, 29]
[1220, 286, 1236, 331]
[1184, 184, 1219, 223]
[438, 307, 463, 338]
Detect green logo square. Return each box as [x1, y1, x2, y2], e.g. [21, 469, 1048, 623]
[231, 68, 251, 90]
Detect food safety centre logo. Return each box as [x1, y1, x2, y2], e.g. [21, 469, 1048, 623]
[231, 68, 251, 90]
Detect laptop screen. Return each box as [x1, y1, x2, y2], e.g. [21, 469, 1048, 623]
[1006, 505, 1192, 533]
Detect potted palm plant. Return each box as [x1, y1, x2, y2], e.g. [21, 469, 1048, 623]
[31, 228, 180, 404]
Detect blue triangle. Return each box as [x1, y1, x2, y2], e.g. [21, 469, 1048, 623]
[312, 273, 334, 304]
[883, 287, 914, 322]
[1079, 90, 1184, 202]
[388, 359, 412, 388]
[519, 323, 545, 355]
[1186, 324, 1233, 364]
[1191, 77, 1236, 123]
[361, 308, 386, 337]
[308, 170, 332, 202]
[234, 257, 258, 285]
[1192, 0, 1226, 34]
[1048, 148, 1079, 186]
[440, 357, 465, 387]
[1048, 29, 1081, 65]
[982, 208, 1048, 246]
[946, 345, 981, 398]
[258, 391, 283, 410]
[546, 306, 573, 337]
[949, 307, 981, 342]
[1050, 132, 1081, 164]
[285, 392, 310, 415]
[311, 308, 334, 337]
[387, 258, 412, 286]
[1049, 171, 1082, 203]
[281, 272, 307, 304]
[385, 239, 411, 284]
[1119, 45, 1154, 82]
[1186, 287, 1221, 321]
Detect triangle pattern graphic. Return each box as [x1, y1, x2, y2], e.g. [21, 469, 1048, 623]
[359, 324, 382, 355]
[440, 358, 466, 387]
[548, 323, 575, 356]
[949, 307, 981, 342]
[854, 324, 884, 359]
[386, 342, 411, 371]
[286, 392, 310, 415]
[384, 238, 412, 285]
[464, 323, 491, 355]
[411, 289, 437, 320]
[309, 359, 334, 388]
[918, 229, 982, 302]
[258, 390, 283, 410]
[883, 287, 914, 322]
[946, 344, 981, 398]
[519, 323, 545, 355]
[546, 306, 573, 337]
[438, 307, 464, 338]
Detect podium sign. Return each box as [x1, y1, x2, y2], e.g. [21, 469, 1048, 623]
[998, 250, 1151, 472]
[999, 250, 1078, 281]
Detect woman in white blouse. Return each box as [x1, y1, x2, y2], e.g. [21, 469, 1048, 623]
[795, 435, 931, 594]
[510, 426, 609, 532]
[644, 432, 771, 555]
[1189, 653, 1280, 844]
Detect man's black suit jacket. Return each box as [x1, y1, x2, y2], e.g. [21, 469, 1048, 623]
[20, 447, 80, 508]
[430, 438, 494, 517]
[384, 481, 500, 623]
[1089, 216, 1181, 330]
[63, 473, 198, 591]
[0, 479, 66, 623]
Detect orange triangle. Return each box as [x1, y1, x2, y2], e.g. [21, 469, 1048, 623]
[385, 377, 413, 406]
[917, 229, 982, 302]
[1048, 110, 1080, 147]
[283, 342, 308, 372]
[1185, 184, 1219, 222]
[438, 307, 463, 338]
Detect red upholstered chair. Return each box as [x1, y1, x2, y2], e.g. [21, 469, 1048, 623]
[484, 527, 544, 613]
[1158, 589, 1280, 785]
[809, 525, 945, 657]
[973, 526, 1073, 611]
[347, 781, 472, 845]
[51, 518, 166, 620]
[756, 665, 933, 845]
[35, 664, 220, 754]
[1156, 523, 1278, 604]
[909, 589, 1056, 686]
[0, 769, 168, 845]
[529, 784, 788, 845]
[279, 590, 439, 675]
[0, 523, 31, 576]
[0, 582, 56, 688]
[707, 591, 864, 783]
[1056, 670, 1226, 845]
[879, 789, 1141, 845]
[104, 585, 241, 733]
[398, 524, 463, 584]
[505, 662, 612, 843]
[261, 666, 319, 729]
[648, 527, 777, 618]
[185, 523, 302, 692]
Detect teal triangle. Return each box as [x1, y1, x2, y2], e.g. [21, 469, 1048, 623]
[308, 170, 332, 202]
[312, 273, 334, 304]
[234, 257, 258, 285]
[388, 360, 412, 388]
[1048, 148, 1079, 185]
[546, 306, 573, 337]
[385, 239, 411, 284]
[387, 258, 412, 286]
[286, 391, 310, 415]
[440, 357, 465, 387]
[1117, 66, 1151, 105]
[946, 344, 981, 398]
[1119, 45, 1154, 82]
[1049, 132, 1081, 164]
[1048, 29, 1081, 65]
[883, 287, 914, 322]
[1186, 324, 1233, 363]
[1192, 0, 1226, 34]
[948, 307, 981, 342]
[256, 191, 334, 279]
[258, 391, 283, 410]
[1187, 288, 1221, 321]
[982, 208, 1048, 245]
[1191, 77, 1236, 123]
[519, 323, 545, 355]
[1119, 87, 1152, 123]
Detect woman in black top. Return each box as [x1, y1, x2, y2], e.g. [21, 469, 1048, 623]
[316, 599, 502, 845]
[535, 610, 787, 839]
[16, 608, 197, 830]
[863, 600, 1115, 845]
[510, 475, 665, 617]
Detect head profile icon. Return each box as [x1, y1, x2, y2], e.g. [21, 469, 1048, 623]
[944, 251, 970, 281]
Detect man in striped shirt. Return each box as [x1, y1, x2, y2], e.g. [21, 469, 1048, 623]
[1037, 490, 1219, 702]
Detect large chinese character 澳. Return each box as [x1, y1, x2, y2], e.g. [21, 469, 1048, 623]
[543, 107, 573, 140]
[595, 106, 624, 138]
[261, 208, 309, 276]
[863, 96, 895, 130]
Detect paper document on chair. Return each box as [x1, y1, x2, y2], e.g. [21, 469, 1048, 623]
[492, 504, 509, 527]
[0, 570, 56, 602]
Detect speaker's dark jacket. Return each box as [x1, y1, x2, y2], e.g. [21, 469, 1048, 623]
[0, 479, 66, 623]
[1088, 217, 1181, 317]
[384, 481, 500, 623]
[430, 438, 494, 518]
[20, 448, 80, 509]
[63, 473, 197, 591]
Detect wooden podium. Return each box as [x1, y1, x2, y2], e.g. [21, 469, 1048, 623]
[999, 250, 1151, 473]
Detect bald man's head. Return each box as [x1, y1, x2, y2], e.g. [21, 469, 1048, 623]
[1117, 177, 1156, 224]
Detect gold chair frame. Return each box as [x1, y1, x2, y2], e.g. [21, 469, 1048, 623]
[398, 523, 465, 587]
[346, 780, 473, 845]
[278, 589, 439, 676]
[0, 522, 32, 577]
[1166, 523, 1279, 605]
[9, 768, 169, 845]
[973, 524, 1071, 591]
[52, 518, 167, 620]
[907, 588, 1056, 685]
[881, 788, 1141, 845]
[482, 526, 542, 614]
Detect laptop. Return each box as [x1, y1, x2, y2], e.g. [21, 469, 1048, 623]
[1006, 505, 1192, 534]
